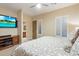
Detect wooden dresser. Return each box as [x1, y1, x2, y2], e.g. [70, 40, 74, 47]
[12, 35, 19, 45]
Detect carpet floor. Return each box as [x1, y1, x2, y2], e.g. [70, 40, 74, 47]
[0, 45, 18, 56]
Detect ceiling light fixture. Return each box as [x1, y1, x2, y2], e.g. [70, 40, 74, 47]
[36, 4, 42, 8]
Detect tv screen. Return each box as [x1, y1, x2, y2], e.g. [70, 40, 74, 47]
[0, 15, 17, 28]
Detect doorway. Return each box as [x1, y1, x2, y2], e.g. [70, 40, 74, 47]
[32, 20, 37, 39]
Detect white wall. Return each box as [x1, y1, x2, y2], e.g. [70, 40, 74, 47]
[33, 4, 79, 37]
[0, 6, 17, 36]
[22, 14, 32, 42]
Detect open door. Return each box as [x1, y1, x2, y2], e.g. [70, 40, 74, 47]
[32, 20, 37, 39]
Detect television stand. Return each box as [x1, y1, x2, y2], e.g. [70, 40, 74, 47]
[0, 35, 19, 50]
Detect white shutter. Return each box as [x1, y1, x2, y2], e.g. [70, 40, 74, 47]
[55, 16, 67, 37]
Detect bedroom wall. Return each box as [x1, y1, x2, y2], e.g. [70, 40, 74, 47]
[23, 14, 32, 42]
[17, 10, 32, 43]
[0, 5, 32, 42]
[33, 4, 79, 36]
[0, 6, 17, 36]
[0, 4, 79, 40]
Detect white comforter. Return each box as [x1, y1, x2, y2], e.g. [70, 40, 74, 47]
[13, 36, 71, 56]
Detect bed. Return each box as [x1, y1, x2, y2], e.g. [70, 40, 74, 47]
[12, 36, 79, 56]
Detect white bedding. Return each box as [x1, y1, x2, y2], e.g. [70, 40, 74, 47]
[12, 36, 71, 56]
[70, 37, 79, 56]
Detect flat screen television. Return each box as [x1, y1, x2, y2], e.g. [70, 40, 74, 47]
[0, 15, 17, 28]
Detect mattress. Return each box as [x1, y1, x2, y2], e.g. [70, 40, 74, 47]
[12, 36, 71, 56]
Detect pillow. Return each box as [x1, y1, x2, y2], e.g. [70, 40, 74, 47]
[70, 37, 79, 56]
[64, 42, 72, 53]
[64, 32, 76, 53]
[67, 32, 74, 41]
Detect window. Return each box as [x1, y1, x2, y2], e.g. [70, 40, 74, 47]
[56, 16, 67, 37]
[37, 19, 43, 38]
[38, 20, 41, 34]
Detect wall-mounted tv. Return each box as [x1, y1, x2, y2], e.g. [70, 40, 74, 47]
[0, 15, 17, 28]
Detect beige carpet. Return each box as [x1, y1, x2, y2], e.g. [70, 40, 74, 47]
[0, 45, 18, 56]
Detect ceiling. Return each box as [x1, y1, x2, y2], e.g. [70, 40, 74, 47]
[0, 3, 76, 16]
